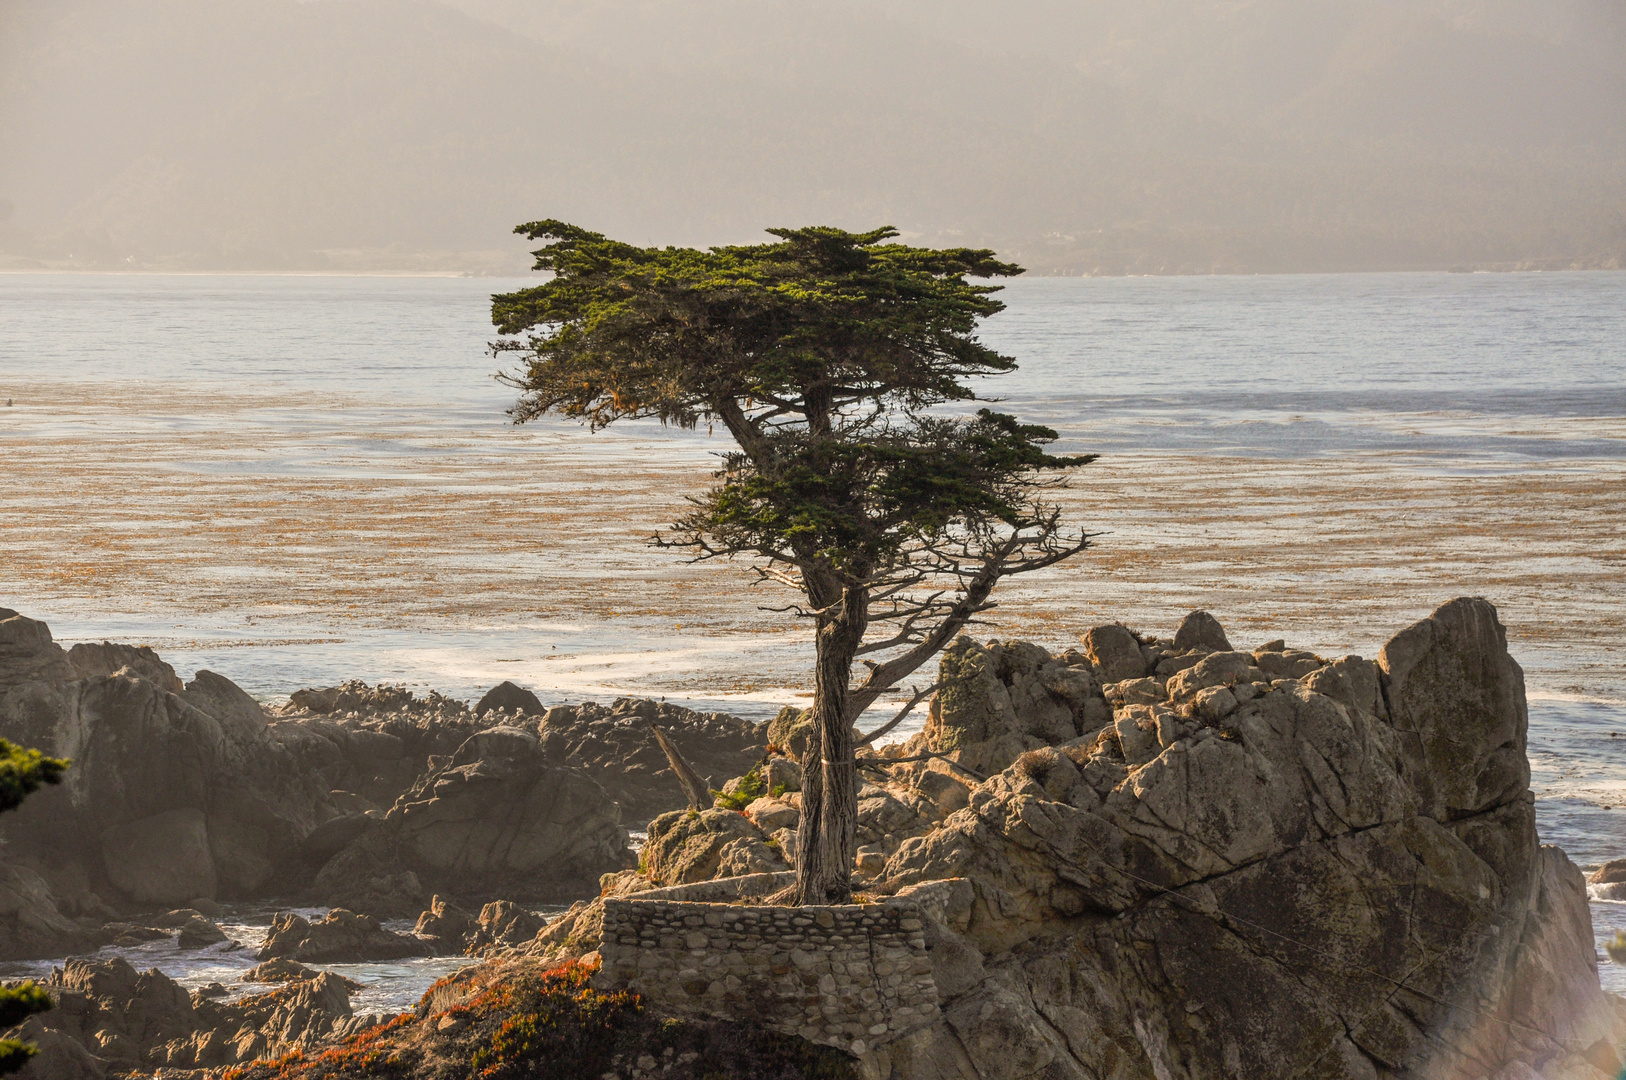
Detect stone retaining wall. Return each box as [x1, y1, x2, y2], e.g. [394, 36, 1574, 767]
[597, 897, 939, 1055]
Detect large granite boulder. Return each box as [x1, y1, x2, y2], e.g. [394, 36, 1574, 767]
[920, 636, 1110, 775]
[311, 725, 632, 908]
[64, 642, 183, 693]
[642, 808, 785, 886]
[0, 861, 96, 961]
[99, 808, 217, 907]
[256, 909, 428, 963]
[0, 613, 331, 910]
[0, 610, 76, 685]
[473, 680, 544, 717]
[862, 598, 1624, 1080]
[1379, 595, 1530, 821]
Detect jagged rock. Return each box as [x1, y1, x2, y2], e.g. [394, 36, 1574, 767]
[5, 1017, 106, 1080]
[256, 909, 428, 963]
[923, 637, 1110, 775]
[766, 705, 814, 761]
[182, 670, 268, 742]
[1171, 609, 1232, 653]
[642, 808, 783, 886]
[0, 618, 333, 905]
[0, 610, 76, 686]
[65, 642, 183, 693]
[413, 894, 475, 950]
[1379, 596, 1530, 820]
[532, 698, 766, 824]
[241, 958, 319, 983]
[241, 958, 365, 990]
[471, 900, 545, 953]
[1163, 650, 1257, 700]
[866, 598, 1623, 1080]
[100, 808, 217, 906]
[1079, 623, 1146, 683]
[310, 724, 630, 909]
[474, 681, 543, 717]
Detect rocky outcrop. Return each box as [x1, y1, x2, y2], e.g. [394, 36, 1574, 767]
[257, 908, 429, 963]
[16, 955, 368, 1075]
[474, 680, 544, 717]
[412, 895, 546, 956]
[919, 637, 1110, 776]
[99, 808, 217, 906]
[0, 612, 331, 911]
[0, 862, 99, 961]
[853, 599, 1625, 1080]
[531, 697, 767, 825]
[643, 808, 788, 886]
[310, 725, 632, 911]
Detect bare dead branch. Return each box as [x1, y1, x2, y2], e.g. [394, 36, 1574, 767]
[854, 683, 939, 748]
[649, 724, 712, 811]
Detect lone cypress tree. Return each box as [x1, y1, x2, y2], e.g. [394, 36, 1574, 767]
[493, 224, 1094, 904]
[0, 737, 67, 1072]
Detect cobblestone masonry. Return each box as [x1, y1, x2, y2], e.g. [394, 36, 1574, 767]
[597, 898, 939, 1056]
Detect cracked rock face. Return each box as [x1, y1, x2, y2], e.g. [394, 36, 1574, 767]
[863, 599, 1624, 1080]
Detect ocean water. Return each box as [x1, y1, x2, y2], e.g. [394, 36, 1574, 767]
[3, 269, 1625, 990]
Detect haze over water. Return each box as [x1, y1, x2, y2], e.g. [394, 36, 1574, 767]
[3, 270, 1625, 971]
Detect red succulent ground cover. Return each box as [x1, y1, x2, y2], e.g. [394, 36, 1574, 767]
[217, 959, 856, 1080]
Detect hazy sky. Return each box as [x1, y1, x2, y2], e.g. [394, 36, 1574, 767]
[2, 0, 1622, 273]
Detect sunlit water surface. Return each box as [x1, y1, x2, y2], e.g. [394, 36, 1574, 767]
[3, 270, 1624, 997]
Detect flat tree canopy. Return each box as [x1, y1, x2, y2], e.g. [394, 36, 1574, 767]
[493, 223, 1094, 903]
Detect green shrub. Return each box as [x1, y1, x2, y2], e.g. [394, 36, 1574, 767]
[711, 769, 765, 812]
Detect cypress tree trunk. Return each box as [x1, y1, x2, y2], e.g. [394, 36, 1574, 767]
[794, 583, 867, 905]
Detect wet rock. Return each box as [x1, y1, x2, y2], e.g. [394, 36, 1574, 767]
[175, 915, 230, 951]
[413, 894, 475, 950]
[1170, 610, 1229, 653]
[241, 958, 320, 983]
[473, 681, 543, 717]
[1588, 858, 1626, 886]
[256, 909, 429, 963]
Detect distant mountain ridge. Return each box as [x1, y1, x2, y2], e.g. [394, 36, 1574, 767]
[1, 0, 1621, 274]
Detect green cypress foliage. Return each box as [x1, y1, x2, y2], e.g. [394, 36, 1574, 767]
[0, 739, 67, 1071]
[493, 223, 1094, 903]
